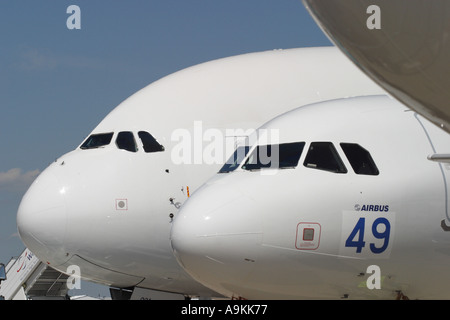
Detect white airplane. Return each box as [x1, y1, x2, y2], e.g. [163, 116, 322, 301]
[171, 95, 450, 299]
[302, 0, 450, 134]
[16, 47, 384, 298]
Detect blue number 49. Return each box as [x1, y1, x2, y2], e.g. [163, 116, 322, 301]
[345, 217, 390, 254]
[345, 217, 366, 253]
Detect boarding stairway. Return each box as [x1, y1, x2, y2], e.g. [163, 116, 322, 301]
[1, 249, 195, 300]
[0, 248, 70, 300]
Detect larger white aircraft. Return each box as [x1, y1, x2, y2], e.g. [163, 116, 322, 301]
[16, 47, 384, 298]
[302, 0, 450, 134]
[171, 95, 450, 299]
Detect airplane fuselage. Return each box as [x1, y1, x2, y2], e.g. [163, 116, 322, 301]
[171, 96, 450, 299]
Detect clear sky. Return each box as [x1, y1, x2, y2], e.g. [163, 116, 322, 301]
[0, 0, 331, 297]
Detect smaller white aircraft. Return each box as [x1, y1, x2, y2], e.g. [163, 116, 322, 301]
[171, 95, 450, 299]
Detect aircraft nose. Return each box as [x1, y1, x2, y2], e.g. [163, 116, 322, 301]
[17, 165, 68, 266]
[170, 181, 263, 298]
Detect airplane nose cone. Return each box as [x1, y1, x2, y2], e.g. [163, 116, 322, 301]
[171, 180, 263, 298]
[17, 165, 68, 266]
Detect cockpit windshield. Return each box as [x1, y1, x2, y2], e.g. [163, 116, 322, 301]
[242, 142, 305, 171]
[219, 146, 250, 173]
[303, 142, 347, 173]
[220, 140, 380, 176]
[80, 131, 165, 154]
[138, 131, 165, 153]
[116, 131, 138, 152]
[80, 133, 114, 150]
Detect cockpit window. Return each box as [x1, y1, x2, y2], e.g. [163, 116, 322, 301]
[219, 146, 250, 173]
[304, 142, 347, 173]
[116, 131, 138, 153]
[138, 131, 165, 153]
[80, 133, 113, 150]
[340, 143, 379, 175]
[242, 142, 305, 171]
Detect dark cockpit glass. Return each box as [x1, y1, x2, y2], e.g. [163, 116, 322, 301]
[340, 143, 379, 175]
[80, 131, 165, 154]
[242, 142, 305, 171]
[116, 131, 138, 152]
[80, 133, 114, 150]
[219, 146, 250, 173]
[138, 131, 165, 153]
[303, 142, 347, 173]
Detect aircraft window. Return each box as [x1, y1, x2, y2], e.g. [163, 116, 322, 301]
[242, 142, 305, 171]
[116, 131, 138, 153]
[219, 146, 250, 173]
[138, 131, 165, 153]
[304, 142, 347, 173]
[80, 133, 113, 150]
[340, 143, 379, 175]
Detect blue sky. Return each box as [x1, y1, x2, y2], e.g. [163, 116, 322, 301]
[0, 0, 331, 297]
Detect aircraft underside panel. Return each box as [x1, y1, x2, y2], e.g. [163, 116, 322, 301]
[58, 255, 145, 288]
